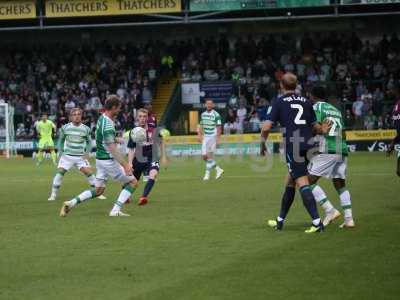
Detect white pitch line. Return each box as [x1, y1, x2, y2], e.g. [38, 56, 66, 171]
[0, 172, 393, 184]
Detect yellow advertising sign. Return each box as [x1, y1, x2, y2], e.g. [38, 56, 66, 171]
[164, 130, 397, 145]
[0, 1, 36, 20]
[164, 133, 283, 145]
[45, 0, 181, 17]
[345, 129, 396, 141]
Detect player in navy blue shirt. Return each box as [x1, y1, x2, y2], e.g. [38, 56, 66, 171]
[128, 108, 164, 206]
[387, 99, 400, 176]
[261, 73, 330, 233]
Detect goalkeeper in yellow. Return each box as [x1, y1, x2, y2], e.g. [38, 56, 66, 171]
[35, 113, 57, 165]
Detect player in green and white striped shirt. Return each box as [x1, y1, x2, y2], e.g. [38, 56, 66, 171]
[60, 95, 138, 217]
[198, 99, 224, 180]
[308, 86, 355, 229]
[48, 108, 106, 201]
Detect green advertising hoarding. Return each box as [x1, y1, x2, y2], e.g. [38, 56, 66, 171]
[190, 0, 331, 12]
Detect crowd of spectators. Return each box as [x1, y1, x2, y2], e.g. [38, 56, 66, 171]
[0, 40, 179, 140]
[1, 32, 400, 140]
[180, 32, 400, 133]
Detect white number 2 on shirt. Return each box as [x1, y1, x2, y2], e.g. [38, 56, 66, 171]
[291, 104, 306, 125]
[326, 117, 341, 136]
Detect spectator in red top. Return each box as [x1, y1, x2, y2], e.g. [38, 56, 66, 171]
[144, 103, 157, 131]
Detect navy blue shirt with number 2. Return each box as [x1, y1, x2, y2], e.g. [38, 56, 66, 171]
[266, 93, 317, 156]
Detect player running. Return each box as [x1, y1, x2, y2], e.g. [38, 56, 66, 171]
[261, 73, 330, 233]
[198, 99, 224, 180]
[60, 95, 137, 217]
[48, 108, 106, 201]
[387, 98, 400, 176]
[307, 86, 355, 228]
[35, 113, 57, 166]
[127, 108, 165, 205]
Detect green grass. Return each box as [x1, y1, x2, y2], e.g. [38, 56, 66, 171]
[0, 153, 399, 300]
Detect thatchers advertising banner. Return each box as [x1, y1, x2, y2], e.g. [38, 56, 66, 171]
[0, 1, 36, 20]
[46, 0, 181, 18]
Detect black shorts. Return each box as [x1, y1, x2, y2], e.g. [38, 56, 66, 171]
[286, 150, 311, 180]
[132, 159, 160, 180]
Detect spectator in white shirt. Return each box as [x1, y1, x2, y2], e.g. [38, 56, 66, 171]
[352, 98, 364, 129]
[236, 104, 247, 133]
[142, 87, 153, 104]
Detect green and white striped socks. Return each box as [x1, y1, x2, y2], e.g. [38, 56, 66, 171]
[51, 170, 66, 197]
[337, 187, 353, 219]
[111, 185, 135, 212]
[311, 184, 334, 213]
[69, 188, 97, 207]
[86, 173, 96, 188]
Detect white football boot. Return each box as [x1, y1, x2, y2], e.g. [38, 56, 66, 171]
[109, 210, 130, 217]
[215, 167, 224, 179]
[323, 209, 341, 226]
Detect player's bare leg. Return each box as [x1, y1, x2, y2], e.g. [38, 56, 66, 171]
[138, 168, 158, 206]
[48, 168, 67, 201]
[333, 179, 355, 228]
[309, 175, 341, 226]
[203, 152, 223, 180]
[80, 167, 107, 200]
[60, 187, 105, 217]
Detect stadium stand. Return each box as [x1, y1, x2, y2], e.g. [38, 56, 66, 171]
[180, 33, 400, 133]
[0, 32, 399, 138]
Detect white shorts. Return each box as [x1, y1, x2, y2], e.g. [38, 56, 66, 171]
[308, 154, 347, 179]
[95, 159, 136, 187]
[58, 154, 90, 171]
[201, 136, 217, 155]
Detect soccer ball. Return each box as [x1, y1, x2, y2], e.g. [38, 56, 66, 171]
[130, 127, 147, 143]
[160, 128, 171, 138]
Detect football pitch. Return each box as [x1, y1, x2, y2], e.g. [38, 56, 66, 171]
[0, 153, 399, 300]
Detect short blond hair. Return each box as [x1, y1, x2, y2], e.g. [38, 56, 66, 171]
[281, 73, 298, 91]
[138, 108, 148, 115]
